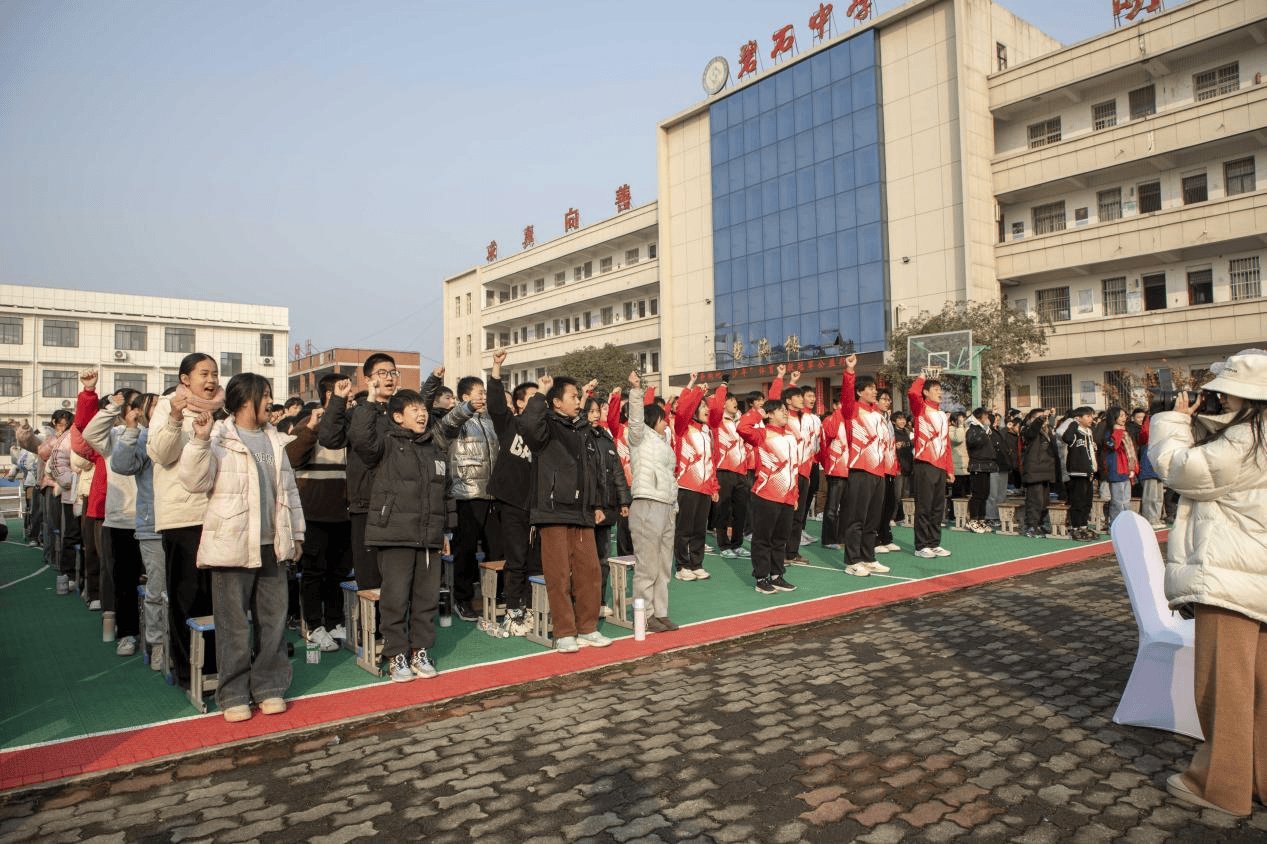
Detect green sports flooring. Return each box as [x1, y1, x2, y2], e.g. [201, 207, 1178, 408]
[0, 514, 1086, 750]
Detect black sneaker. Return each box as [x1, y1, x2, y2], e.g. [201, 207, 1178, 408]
[771, 576, 797, 592]
[754, 578, 777, 595]
[454, 603, 479, 623]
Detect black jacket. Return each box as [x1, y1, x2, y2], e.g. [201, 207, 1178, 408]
[894, 426, 913, 475]
[520, 393, 602, 528]
[487, 375, 533, 511]
[965, 419, 999, 473]
[588, 424, 632, 526]
[988, 425, 1013, 471]
[318, 395, 386, 515]
[1021, 417, 1058, 483]
[1062, 422, 1097, 478]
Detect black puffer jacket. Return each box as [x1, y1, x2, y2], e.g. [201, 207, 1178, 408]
[520, 393, 602, 528]
[965, 418, 999, 473]
[318, 395, 387, 515]
[1021, 416, 1058, 483]
[487, 375, 533, 511]
[588, 424, 632, 526]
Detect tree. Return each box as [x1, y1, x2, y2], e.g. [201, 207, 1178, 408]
[554, 344, 640, 395]
[879, 300, 1050, 409]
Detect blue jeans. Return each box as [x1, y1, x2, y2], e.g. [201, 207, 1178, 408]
[1108, 481, 1131, 527]
[211, 547, 292, 709]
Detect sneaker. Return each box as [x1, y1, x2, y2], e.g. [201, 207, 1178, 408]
[653, 616, 679, 631]
[222, 705, 252, 723]
[555, 636, 579, 653]
[754, 578, 777, 595]
[720, 549, 737, 559]
[674, 569, 698, 581]
[454, 602, 479, 622]
[691, 568, 711, 580]
[259, 697, 287, 715]
[881, 543, 901, 552]
[821, 543, 840, 550]
[734, 547, 751, 558]
[864, 561, 891, 573]
[800, 531, 815, 545]
[646, 615, 668, 633]
[1150, 522, 1167, 530]
[410, 649, 438, 678]
[873, 544, 891, 554]
[307, 626, 339, 653]
[932, 547, 952, 557]
[503, 608, 531, 637]
[770, 576, 797, 592]
[599, 605, 613, 618]
[1166, 773, 1248, 818]
[787, 555, 810, 566]
[845, 563, 871, 576]
[328, 624, 348, 641]
[1023, 528, 1040, 539]
[577, 631, 612, 648]
[913, 548, 937, 559]
[286, 615, 301, 632]
[88, 600, 101, 611]
[27, 540, 39, 548]
[116, 636, 137, 657]
[389, 653, 415, 682]
[972, 521, 991, 534]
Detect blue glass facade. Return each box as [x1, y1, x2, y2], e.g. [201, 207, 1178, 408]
[710, 31, 886, 361]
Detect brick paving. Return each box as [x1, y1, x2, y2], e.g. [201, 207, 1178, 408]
[1, 556, 1263, 842]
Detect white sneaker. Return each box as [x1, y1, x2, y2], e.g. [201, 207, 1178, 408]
[307, 625, 339, 652]
[599, 605, 613, 618]
[674, 569, 698, 581]
[845, 563, 871, 577]
[328, 624, 348, 641]
[577, 631, 613, 648]
[874, 544, 892, 554]
[864, 561, 890, 573]
[555, 636, 579, 653]
[692, 568, 711, 580]
[800, 531, 815, 545]
[116, 636, 137, 656]
[932, 546, 952, 557]
[913, 548, 937, 559]
[882, 543, 902, 552]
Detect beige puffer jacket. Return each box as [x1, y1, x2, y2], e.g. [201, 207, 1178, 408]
[178, 419, 305, 569]
[1150, 410, 1267, 623]
[146, 395, 210, 531]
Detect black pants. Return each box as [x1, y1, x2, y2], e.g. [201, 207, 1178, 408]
[299, 520, 353, 630]
[749, 496, 791, 581]
[968, 472, 991, 520]
[912, 461, 946, 551]
[109, 527, 143, 638]
[785, 475, 810, 559]
[82, 515, 102, 603]
[378, 546, 443, 659]
[715, 470, 749, 551]
[674, 488, 710, 572]
[1067, 477, 1092, 528]
[500, 502, 533, 610]
[349, 512, 380, 590]
[844, 471, 884, 565]
[821, 475, 848, 546]
[877, 475, 895, 546]
[454, 499, 502, 606]
[58, 500, 82, 576]
[163, 524, 215, 685]
[596, 524, 613, 605]
[615, 514, 634, 557]
[1024, 481, 1049, 531]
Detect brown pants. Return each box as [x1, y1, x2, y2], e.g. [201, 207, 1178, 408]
[538, 525, 600, 640]
[1181, 604, 1267, 815]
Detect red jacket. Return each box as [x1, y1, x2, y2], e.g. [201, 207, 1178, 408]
[673, 386, 720, 495]
[842, 371, 888, 476]
[908, 376, 953, 477]
[71, 389, 107, 520]
[737, 408, 799, 506]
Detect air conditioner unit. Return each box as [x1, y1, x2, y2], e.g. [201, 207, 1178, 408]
[113, 350, 128, 361]
[262, 357, 274, 366]
[61, 400, 72, 408]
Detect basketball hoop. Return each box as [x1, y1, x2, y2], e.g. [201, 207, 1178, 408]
[923, 365, 943, 380]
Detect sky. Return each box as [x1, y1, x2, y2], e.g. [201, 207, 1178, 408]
[0, 0, 1178, 366]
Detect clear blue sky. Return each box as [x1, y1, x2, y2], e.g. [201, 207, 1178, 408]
[0, 0, 1175, 365]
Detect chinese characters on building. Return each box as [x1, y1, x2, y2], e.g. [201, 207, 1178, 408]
[522, 225, 534, 249]
[738, 3, 876, 82]
[564, 208, 580, 232]
[1113, 0, 1161, 24]
[486, 241, 497, 262]
[809, 3, 833, 41]
[615, 184, 631, 212]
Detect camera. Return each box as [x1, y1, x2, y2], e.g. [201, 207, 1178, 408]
[1148, 389, 1222, 416]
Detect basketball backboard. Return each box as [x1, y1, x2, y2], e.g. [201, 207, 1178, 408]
[907, 330, 973, 376]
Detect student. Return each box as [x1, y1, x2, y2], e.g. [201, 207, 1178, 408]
[607, 382, 657, 558]
[520, 375, 612, 653]
[841, 355, 892, 576]
[625, 371, 680, 631]
[70, 370, 113, 612]
[891, 411, 913, 526]
[818, 384, 851, 550]
[584, 395, 631, 614]
[355, 390, 468, 682]
[873, 391, 902, 554]
[986, 412, 1012, 529]
[1102, 405, 1138, 525]
[713, 384, 750, 559]
[1062, 406, 1098, 540]
[179, 373, 304, 722]
[672, 375, 722, 581]
[770, 369, 813, 565]
[737, 396, 799, 595]
[964, 408, 999, 533]
[14, 412, 78, 586]
[907, 371, 954, 558]
[1135, 414, 1165, 528]
[949, 412, 970, 501]
[1020, 409, 1058, 537]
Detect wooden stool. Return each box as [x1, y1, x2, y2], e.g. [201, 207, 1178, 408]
[355, 589, 383, 677]
[604, 556, 636, 630]
[900, 498, 915, 529]
[1128, 498, 1141, 514]
[525, 575, 552, 648]
[339, 581, 360, 655]
[1089, 498, 1108, 532]
[479, 559, 506, 625]
[1047, 503, 1070, 538]
[997, 501, 1021, 536]
[186, 615, 218, 713]
[950, 498, 970, 531]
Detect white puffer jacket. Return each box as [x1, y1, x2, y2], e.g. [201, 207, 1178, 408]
[147, 395, 210, 532]
[626, 388, 678, 508]
[1150, 410, 1267, 623]
[178, 419, 305, 569]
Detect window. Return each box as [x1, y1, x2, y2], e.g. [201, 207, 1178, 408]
[1012, 297, 1028, 315]
[499, 290, 510, 303]
[1230, 257, 1262, 301]
[43, 319, 78, 348]
[600, 306, 613, 326]
[1036, 286, 1071, 322]
[573, 265, 583, 281]
[534, 278, 545, 294]
[554, 271, 566, 287]
[1026, 117, 1061, 149]
[996, 42, 1007, 72]
[1097, 188, 1122, 223]
[599, 257, 613, 274]
[259, 333, 274, 357]
[486, 332, 495, 351]
[1038, 374, 1073, 414]
[165, 327, 195, 353]
[649, 298, 659, 316]
[112, 324, 146, 351]
[1074, 207, 1088, 225]
[510, 286, 519, 301]
[454, 296, 461, 317]
[625, 248, 640, 265]
[1194, 63, 1238, 101]
[1182, 173, 1208, 205]
[466, 293, 472, 315]
[114, 373, 146, 393]
[1143, 273, 1167, 310]
[583, 312, 591, 329]
[455, 337, 462, 357]
[220, 352, 242, 378]
[0, 369, 20, 397]
[1187, 269, 1213, 306]
[1138, 181, 1161, 214]
[42, 369, 77, 398]
[1092, 100, 1117, 131]
[486, 290, 496, 307]
[1129, 85, 1155, 120]
[1225, 157, 1256, 196]
[161, 373, 179, 392]
[0, 316, 21, 344]
[624, 302, 633, 321]
[650, 351, 660, 372]
[466, 335, 472, 356]
[637, 300, 647, 318]
[648, 244, 657, 260]
[1103, 370, 1131, 409]
[1032, 201, 1066, 235]
[1102, 277, 1128, 316]
[499, 332, 509, 347]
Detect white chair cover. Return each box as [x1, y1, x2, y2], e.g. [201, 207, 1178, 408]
[1110, 511, 1203, 739]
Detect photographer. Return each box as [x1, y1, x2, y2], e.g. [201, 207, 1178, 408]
[1150, 350, 1267, 817]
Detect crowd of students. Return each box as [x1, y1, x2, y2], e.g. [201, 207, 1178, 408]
[6, 349, 1172, 722]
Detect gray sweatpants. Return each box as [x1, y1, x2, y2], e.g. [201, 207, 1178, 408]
[630, 498, 674, 618]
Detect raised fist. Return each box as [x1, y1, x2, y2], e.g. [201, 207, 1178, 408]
[80, 369, 99, 391]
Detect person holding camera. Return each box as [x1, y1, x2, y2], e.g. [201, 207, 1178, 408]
[1150, 349, 1267, 818]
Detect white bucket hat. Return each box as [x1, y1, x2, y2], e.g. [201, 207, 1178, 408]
[1203, 349, 1267, 401]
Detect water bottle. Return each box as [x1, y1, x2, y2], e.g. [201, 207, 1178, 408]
[439, 587, 452, 628]
[306, 639, 320, 664]
[102, 611, 116, 642]
[633, 598, 646, 641]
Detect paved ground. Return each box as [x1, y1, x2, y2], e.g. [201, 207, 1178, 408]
[1, 556, 1262, 843]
